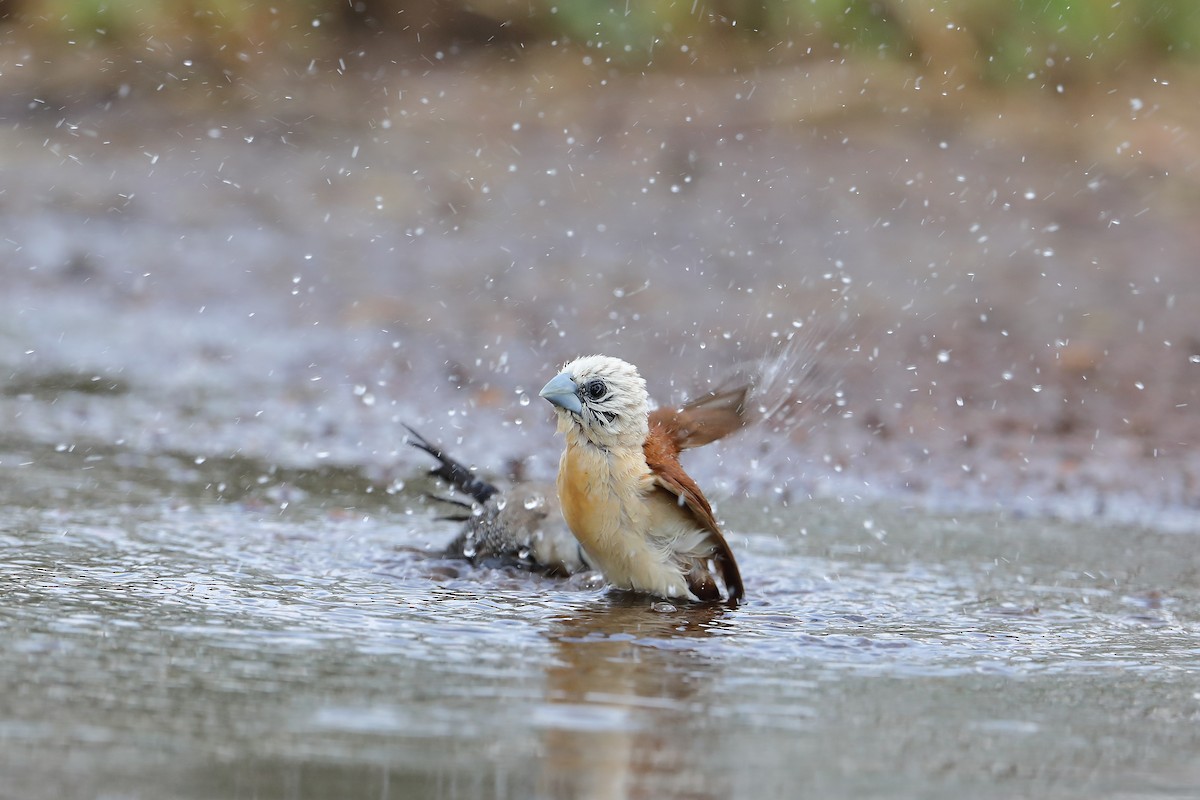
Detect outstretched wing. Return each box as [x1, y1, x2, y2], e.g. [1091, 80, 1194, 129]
[648, 382, 750, 451]
[643, 425, 745, 603]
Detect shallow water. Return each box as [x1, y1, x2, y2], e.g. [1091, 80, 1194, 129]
[2, 45, 1199, 799]
[3, 440, 1198, 800]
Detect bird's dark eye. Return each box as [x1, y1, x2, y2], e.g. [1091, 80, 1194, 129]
[584, 379, 607, 401]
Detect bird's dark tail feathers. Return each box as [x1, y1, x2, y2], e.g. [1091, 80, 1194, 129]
[404, 425, 499, 505]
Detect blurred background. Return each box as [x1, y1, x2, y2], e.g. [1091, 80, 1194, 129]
[9, 0, 1200, 74]
[2, 0, 1198, 514]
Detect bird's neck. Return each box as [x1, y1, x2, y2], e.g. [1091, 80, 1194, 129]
[555, 412, 648, 452]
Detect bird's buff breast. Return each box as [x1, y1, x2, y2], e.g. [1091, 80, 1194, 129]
[556, 442, 624, 548]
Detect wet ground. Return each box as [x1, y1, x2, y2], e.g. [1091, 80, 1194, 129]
[2, 38, 1200, 799]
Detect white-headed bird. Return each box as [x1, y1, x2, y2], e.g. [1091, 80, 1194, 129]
[540, 355, 745, 604]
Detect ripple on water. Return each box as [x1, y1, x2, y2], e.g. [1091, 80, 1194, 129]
[1, 493, 1198, 800]
[3, 499, 1197, 676]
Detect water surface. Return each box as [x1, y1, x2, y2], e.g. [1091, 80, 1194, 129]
[3, 441, 1197, 799]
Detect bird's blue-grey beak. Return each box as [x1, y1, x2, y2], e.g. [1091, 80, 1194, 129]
[539, 372, 582, 414]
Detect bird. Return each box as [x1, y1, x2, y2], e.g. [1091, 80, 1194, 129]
[539, 355, 745, 604]
[409, 339, 819, 593]
[407, 368, 756, 587]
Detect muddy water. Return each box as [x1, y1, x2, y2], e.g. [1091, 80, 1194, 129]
[2, 45, 1200, 799]
[2, 437, 1198, 799]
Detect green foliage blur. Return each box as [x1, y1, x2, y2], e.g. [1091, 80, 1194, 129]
[8, 0, 1199, 79]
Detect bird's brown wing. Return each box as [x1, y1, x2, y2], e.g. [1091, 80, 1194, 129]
[648, 382, 750, 452]
[643, 425, 745, 603]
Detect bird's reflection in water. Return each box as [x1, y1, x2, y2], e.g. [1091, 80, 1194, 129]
[536, 595, 731, 800]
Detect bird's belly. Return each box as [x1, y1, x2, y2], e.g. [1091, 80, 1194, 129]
[557, 446, 693, 598]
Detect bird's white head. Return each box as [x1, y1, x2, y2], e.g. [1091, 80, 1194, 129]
[539, 355, 650, 449]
